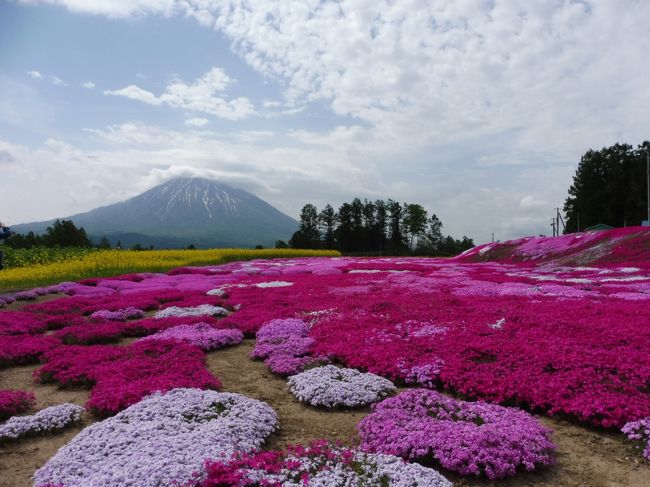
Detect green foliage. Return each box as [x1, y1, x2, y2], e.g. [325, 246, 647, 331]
[564, 141, 649, 232]
[42, 219, 93, 248]
[274, 240, 289, 249]
[289, 204, 321, 249]
[7, 220, 93, 249]
[291, 200, 474, 256]
[0, 246, 99, 269]
[96, 237, 112, 249]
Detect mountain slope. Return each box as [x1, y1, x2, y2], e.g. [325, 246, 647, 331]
[12, 178, 298, 248]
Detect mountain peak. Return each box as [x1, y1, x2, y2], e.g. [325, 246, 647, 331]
[12, 177, 297, 248]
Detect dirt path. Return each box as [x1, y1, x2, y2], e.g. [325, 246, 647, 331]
[0, 340, 648, 486]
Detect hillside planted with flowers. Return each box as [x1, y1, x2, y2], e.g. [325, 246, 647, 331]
[1, 228, 649, 484]
[459, 226, 650, 268]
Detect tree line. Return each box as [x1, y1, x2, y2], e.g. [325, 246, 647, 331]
[564, 141, 650, 232]
[284, 199, 474, 256]
[5, 219, 149, 251]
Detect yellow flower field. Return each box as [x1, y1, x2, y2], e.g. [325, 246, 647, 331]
[0, 248, 340, 292]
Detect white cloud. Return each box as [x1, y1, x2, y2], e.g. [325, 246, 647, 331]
[185, 117, 209, 127]
[81, 81, 96, 89]
[104, 67, 255, 120]
[12, 1, 650, 241]
[520, 196, 548, 212]
[27, 69, 67, 86]
[49, 75, 67, 86]
[104, 85, 162, 105]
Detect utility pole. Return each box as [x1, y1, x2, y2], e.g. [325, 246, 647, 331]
[491, 232, 494, 243]
[556, 208, 566, 235]
[646, 147, 649, 226]
[551, 219, 556, 237]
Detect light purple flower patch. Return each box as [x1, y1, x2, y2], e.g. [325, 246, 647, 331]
[154, 304, 228, 319]
[358, 389, 556, 479]
[251, 318, 315, 375]
[0, 403, 83, 442]
[34, 388, 278, 487]
[622, 417, 650, 460]
[136, 323, 243, 351]
[90, 307, 145, 321]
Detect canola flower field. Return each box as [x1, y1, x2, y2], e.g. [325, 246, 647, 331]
[1, 247, 99, 269]
[0, 248, 340, 292]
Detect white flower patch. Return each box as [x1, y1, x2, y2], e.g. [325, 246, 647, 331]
[288, 365, 396, 408]
[489, 318, 506, 330]
[34, 389, 278, 487]
[601, 276, 647, 283]
[154, 304, 228, 319]
[348, 269, 385, 274]
[206, 284, 248, 296]
[0, 403, 83, 441]
[249, 450, 452, 486]
[254, 281, 294, 288]
[478, 244, 494, 255]
[206, 288, 227, 296]
[620, 267, 641, 273]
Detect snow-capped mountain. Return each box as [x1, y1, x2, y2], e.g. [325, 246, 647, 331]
[12, 178, 298, 248]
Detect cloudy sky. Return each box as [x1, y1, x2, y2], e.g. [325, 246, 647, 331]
[1, 0, 649, 243]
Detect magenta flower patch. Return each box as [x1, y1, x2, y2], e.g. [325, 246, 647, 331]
[196, 440, 452, 487]
[0, 390, 36, 420]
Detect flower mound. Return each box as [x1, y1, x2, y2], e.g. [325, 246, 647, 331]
[288, 365, 396, 408]
[34, 389, 278, 487]
[0, 390, 36, 420]
[622, 418, 650, 460]
[154, 304, 228, 319]
[358, 389, 555, 479]
[251, 318, 314, 375]
[36, 341, 221, 416]
[137, 323, 243, 351]
[196, 440, 452, 487]
[90, 307, 145, 321]
[0, 403, 83, 442]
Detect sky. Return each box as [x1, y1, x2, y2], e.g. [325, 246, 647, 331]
[1, 0, 649, 244]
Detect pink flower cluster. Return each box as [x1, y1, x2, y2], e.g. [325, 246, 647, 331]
[251, 319, 315, 375]
[35, 341, 221, 416]
[358, 389, 556, 479]
[1, 228, 648, 434]
[460, 226, 650, 268]
[195, 440, 452, 487]
[0, 311, 48, 335]
[0, 389, 36, 420]
[0, 334, 59, 367]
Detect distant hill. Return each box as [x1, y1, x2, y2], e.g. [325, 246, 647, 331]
[456, 226, 650, 268]
[12, 177, 298, 248]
